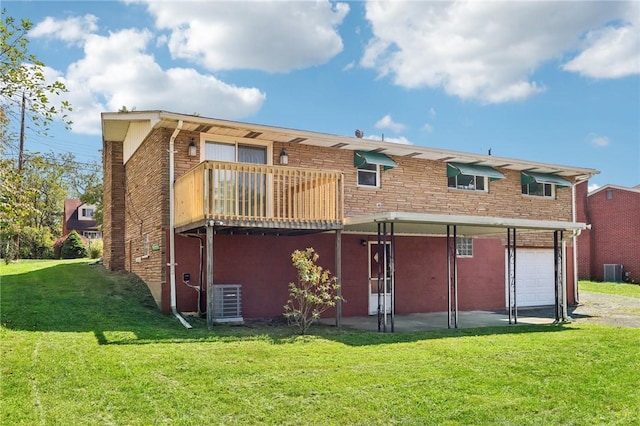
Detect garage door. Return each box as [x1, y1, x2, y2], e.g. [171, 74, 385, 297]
[505, 249, 555, 307]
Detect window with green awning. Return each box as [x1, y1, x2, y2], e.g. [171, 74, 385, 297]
[447, 162, 505, 180]
[354, 151, 397, 170]
[521, 171, 572, 188]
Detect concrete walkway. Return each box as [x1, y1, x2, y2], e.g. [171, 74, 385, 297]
[323, 307, 559, 332]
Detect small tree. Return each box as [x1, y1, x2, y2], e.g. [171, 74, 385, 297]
[284, 248, 343, 334]
[60, 231, 87, 259]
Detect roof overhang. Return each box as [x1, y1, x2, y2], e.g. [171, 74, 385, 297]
[101, 110, 599, 181]
[344, 212, 587, 237]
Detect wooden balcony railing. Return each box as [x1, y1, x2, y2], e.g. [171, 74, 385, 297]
[174, 161, 344, 231]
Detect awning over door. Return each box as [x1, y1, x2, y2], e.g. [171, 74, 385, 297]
[447, 162, 505, 181]
[521, 171, 572, 187]
[354, 151, 397, 170]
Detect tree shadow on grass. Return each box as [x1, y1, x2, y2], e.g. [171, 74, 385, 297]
[1, 262, 579, 347]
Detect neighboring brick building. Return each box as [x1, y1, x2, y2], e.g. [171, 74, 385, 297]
[102, 111, 598, 328]
[63, 199, 101, 240]
[577, 184, 640, 283]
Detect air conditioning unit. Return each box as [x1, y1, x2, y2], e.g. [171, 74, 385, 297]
[603, 264, 623, 282]
[211, 284, 243, 323]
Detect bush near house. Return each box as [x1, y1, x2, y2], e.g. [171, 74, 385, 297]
[284, 248, 344, 334]
[60, 231, 88, 259]
[54, 232, 90, 259]
[88, 239, 103, 259]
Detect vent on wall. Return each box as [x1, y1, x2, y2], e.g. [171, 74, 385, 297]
[212, 284, 243, 323]
[604, 264, 623, 282]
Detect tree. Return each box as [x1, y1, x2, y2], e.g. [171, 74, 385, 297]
[1, 9, 76, 259]
[283, 248, 343, 334]
[1, 8, 72, 134]
[61, 230, 87, 259]
[80, 182, 103, 227]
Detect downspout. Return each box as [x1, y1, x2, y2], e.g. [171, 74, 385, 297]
[169, 120, 192, 329]
[571, 179, 588, 304]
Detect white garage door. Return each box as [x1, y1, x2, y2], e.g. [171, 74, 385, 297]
[505, 249, 555, 307]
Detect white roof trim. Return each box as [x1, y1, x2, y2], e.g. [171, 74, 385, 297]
[588, 184, 640, 197]
[101, 110, 599, 180]
[344, 212, 586, 237]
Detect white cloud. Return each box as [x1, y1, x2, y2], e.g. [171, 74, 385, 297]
[30, 14, 99, 45]
[588, 183, 601, 193]
[29, 17, 266, 135]
[361, 1, 635, 103]
[428, 107, 436, 120]
[563, 3, 640, 79]
[367, 134, 412, 145]
[136, 0, 349, 72]
[588, 134, 611, 147]
[374, 114, 405, 133]
[422, 123, 433, 133]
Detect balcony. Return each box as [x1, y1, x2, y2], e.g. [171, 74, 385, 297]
[174, 161, 344, 233]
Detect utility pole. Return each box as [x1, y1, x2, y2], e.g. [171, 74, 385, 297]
[18, 91, 26, 172]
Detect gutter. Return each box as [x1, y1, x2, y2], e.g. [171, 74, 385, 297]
[168, 120, 192, 329]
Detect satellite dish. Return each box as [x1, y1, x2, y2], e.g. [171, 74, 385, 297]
[355, 129, 364, 138]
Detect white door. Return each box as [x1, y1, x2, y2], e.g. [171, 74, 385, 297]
[506, 249, 555, 307]
[368, 242, 392, 315]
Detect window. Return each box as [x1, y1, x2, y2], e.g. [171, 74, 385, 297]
[448, 173, 486, 191]
[78, 206, 96, 220]
[446, 163, 503, 192]
[606, 189, 613, 200]
[357, 163, 379, 188]
[520, 171, 570, 198]
[354, 151, 396, 188]
[521, 182, 553, 198]
[82, 231, 101, 239]
[205, 141, 269, 216]
[143, 234, 150, 257]
[456, 237, 473, 257]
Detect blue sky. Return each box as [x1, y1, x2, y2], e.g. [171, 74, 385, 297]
[4, 0, 639, 190]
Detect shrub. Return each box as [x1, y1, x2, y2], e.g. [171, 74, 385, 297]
[18, 226, 55, 259]
[283, 248, 344, 334]
[1, 239, 18, 264]
[88, 239, 103, 259]
[61, 231, 88, 259]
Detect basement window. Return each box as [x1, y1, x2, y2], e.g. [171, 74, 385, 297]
[456, 237, 473, 257]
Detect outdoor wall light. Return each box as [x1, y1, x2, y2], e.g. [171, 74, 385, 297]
[360, 239, 367, 247]
[279, 148, 289, 165]
[188, 138, 197, 157]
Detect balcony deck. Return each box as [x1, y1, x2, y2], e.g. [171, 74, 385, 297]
[174, 161, 344, 234]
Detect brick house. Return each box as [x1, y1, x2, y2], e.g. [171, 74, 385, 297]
[101, 111, 598, 329]
[577, 184, 640, 283]
[63, 198, 101, 240]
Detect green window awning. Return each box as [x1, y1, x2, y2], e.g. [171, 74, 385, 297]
[521, 171, 572, 188]
[447, 162, 505, 181]
[354, 151, 397, 170]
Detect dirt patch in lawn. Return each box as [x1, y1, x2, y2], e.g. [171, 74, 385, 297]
[570, 291, 640, 328]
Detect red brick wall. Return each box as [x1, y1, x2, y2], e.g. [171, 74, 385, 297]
[173, 233, 518, 318]
[587, 187, 640, 282]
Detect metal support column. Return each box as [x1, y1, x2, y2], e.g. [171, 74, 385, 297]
[377, 222, 383, 332]
[206, 222, 215, 329]
[554, 230, 565, 323]
[335, 229, 342, 328]
[446, 225, 458, 329]
[507, 228, 517, 324]
[389, 223, 395, 333]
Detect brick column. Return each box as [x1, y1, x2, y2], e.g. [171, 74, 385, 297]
[102, 140, 125, 270]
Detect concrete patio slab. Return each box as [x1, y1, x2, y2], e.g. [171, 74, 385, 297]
[322, 307, 560, 332]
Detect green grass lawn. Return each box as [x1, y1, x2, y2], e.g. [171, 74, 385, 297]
[580, 280, 640, 298]
[2, 261, 639, 425]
